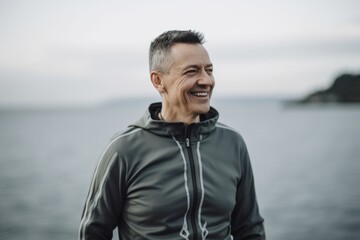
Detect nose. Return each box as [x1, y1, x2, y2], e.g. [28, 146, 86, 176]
[197, 68, 214, 86]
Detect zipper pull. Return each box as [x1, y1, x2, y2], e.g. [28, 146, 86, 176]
[185, 138, 190, 148]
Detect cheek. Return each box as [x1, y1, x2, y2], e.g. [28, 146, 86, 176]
[177, 82, 192, 96]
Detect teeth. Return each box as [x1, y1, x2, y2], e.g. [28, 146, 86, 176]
[191, 92, 208, 97]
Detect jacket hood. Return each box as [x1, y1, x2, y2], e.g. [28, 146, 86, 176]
[130, 102, 219, 140]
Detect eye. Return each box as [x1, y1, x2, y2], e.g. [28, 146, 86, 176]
[206, 68, 213, 75]
[185, 69, 198, 75]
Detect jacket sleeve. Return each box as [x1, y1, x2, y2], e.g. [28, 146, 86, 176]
[79, 144, 124, 240]
[231, 141, 265, 240]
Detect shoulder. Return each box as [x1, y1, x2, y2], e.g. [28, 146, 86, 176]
[110, 126, 143, 143]
[215, 122, 245, 140]
[107, 126, 144, 149]
[213, 122, 249, 154]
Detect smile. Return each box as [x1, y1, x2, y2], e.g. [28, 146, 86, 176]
[190, 91, 208, 97]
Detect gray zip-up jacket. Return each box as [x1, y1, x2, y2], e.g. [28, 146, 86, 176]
[79, 102, 265, 240]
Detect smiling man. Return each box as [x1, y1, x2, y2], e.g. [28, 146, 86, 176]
[150, 41, 214, 124]
[79, 30, 265, 240]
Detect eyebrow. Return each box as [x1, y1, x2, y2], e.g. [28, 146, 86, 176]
[183, 64, 213, 69]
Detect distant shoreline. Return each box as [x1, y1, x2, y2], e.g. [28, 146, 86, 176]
[294, 73, 360, 104]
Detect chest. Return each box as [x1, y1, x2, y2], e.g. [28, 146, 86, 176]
[121, 138, 240, 226]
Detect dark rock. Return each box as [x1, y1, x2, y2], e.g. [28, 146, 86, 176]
[300, 73, 360, 103]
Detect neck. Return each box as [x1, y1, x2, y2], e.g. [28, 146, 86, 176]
[159, 108, 200, 125]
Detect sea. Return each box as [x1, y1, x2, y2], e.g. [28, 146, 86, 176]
[0, 98, 359, 240]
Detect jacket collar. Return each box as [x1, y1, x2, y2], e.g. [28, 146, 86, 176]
[130, 102, 219, 140]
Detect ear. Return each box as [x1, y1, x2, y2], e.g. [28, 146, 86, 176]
[150, 71, 165, 93]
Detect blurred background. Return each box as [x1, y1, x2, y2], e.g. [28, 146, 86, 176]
[0, 0, 360, 239]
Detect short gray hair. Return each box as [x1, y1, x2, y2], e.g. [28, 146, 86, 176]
[149, 30, 205, 73]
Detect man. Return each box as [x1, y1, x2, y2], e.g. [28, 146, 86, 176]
[79, 30, 265, 240]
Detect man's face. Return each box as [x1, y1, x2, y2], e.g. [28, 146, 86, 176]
[160, 43, 215, 120]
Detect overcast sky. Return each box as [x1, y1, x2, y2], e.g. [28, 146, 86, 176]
[0, 0, 360, 107]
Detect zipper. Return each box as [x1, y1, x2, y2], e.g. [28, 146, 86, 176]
[185, 125, 199, 240]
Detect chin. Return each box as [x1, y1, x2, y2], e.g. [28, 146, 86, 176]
[192, 104, 211, 115]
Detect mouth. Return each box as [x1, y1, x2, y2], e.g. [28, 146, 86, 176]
[190, 91, 209, 97]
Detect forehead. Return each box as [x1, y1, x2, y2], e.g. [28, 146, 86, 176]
[168, 43, 212, 69]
